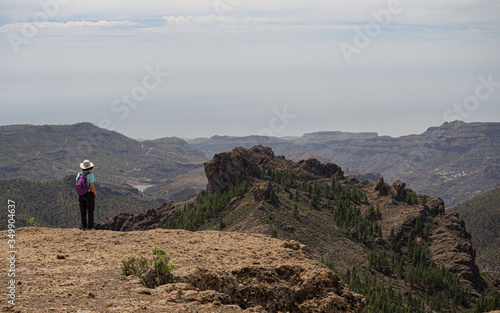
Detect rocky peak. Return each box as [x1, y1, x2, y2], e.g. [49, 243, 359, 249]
[204, 146, 262, 193]
[204, 145, 344, 194]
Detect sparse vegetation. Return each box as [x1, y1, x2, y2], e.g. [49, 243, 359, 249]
[26, 217, 35, 227]
[271, 228, 278, 238]
[473, 290, 500, 313]
[121, 248, 176, 288]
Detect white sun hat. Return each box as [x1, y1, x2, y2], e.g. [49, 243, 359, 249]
[80, 159, 94, 170]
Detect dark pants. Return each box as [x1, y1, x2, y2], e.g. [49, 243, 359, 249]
[79, 193, 95, 229]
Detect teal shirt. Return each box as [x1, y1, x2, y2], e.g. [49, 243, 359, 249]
[76, 172, 96, 191]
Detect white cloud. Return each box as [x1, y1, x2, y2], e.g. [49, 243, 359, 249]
[2, 0, 499, 29]
[160, 15, 312, 29]
[0, 20, 136, 33]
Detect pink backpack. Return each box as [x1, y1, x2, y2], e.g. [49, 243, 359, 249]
[76, 173, 89, 195]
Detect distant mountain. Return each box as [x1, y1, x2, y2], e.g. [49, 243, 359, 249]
[0, 123, 208, 199]
[0, 175, 157, 230]
[189, 121, 500, 207]
[449, 186, 500, 272]
[188, 135, 286, 159]
[99, 146, 500, 312]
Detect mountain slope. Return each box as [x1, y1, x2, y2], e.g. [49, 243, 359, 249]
[98, 145, 500, 313]
[449, 186, 500, 272]
[0, 123, 207, 185]
[0, 176, 157, 230]
[189, 121, 500, 207]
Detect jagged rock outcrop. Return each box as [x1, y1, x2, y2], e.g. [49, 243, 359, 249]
[296, 158, 343, 179]
[429, 212, 484, 294]
[205, 145, 344, 195]
[204, 146, 262, 193]
[391, 180, 407, 201]
[387, 195, 444, 243]
[7, 227, 366, 312]
[373, 177, 389, 196]
[378, 189, 483, 292]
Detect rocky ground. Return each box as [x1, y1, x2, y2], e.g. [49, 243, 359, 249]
[0, 227, 365, 313]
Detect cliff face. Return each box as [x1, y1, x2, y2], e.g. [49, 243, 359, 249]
[4, 227, 365, 313]
[429, 212, 482, 292]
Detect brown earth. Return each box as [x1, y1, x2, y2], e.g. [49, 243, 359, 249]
[0, 227, 365, 313]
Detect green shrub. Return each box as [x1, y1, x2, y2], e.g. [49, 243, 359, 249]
[26, 217, 35, 227]
[271, 229, 278, 238]
[121, 248, 176, 288]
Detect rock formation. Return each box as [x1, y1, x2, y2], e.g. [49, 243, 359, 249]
[204, 146, 262, 193]
[391, 180, 407, 201]
[429, 212, 484, 294]
[204, 146, 344, 193]
[373, 176, 389, 196]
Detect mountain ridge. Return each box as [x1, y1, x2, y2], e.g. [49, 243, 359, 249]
[188, 121, 500, 207]
[97, 145, 499, 312]
[0, 122, 207, 185]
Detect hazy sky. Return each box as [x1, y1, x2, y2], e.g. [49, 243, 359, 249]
[1, 0, 499, 139]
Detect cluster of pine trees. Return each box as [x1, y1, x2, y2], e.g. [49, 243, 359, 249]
[351, 215, 471, 312]
[341, 266, 413, 313]
[473, 291, 500, 313]
[264, 169, 380, 243]
[160, 180, 252, 230]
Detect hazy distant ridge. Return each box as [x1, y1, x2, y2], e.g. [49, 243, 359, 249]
[189, 121, 500, 206]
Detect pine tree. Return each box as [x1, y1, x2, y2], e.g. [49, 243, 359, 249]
[268, 188, 278, 205]
[415, 216, 423, 234]
[375, 203, 381, 219]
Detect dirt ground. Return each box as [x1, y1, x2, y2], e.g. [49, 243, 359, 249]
[0, 227, 364, 313]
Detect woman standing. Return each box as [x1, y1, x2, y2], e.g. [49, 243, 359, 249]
[76, 159, 97, 230]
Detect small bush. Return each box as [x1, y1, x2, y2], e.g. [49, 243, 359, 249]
[121, 248, 176, 288]
[271, 229, 278, 238]
[26, 217, 35, 227]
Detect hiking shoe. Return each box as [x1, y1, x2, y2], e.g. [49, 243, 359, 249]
[87, 228, 96, 231]
[81, 227, 86, 231]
